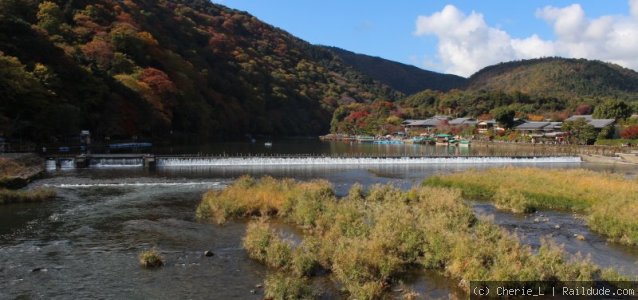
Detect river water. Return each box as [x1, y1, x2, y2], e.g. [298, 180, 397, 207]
[2, 141, 637, 299]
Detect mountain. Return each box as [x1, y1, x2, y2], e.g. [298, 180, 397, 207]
[466, 57, 638, 101]
[324, 46, 466, 94]
[0, 0, 401, 143]
[385, 57, 638, 123]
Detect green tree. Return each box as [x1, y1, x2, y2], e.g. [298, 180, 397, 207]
[110, 53, 137, 74]
[491, 106, 516, 129]
[110, 24, 146, 62]
[36, 1, 63, 34]
[592, 99, 632, 120]
[0, 52, 51, 138]
[597, 124, 615, 140]
[33, 63, 59, 88]
[562, 119, 598, 145]
[0, 0, 38, 21]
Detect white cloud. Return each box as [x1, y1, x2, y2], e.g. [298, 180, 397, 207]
[511, 34, 555, 58]
[631, 0, 638, 18]
[415, 1, 638, 77]
[536, 4, 586, 42]
[415, 5, 518, 76]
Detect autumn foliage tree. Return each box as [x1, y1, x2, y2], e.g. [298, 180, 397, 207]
[620, 126, 638, 139]
[81, 38, 114, 69]
[575, 103, 592, 115]
[139, 68, 176, 96]
[36, 1, 63, 34]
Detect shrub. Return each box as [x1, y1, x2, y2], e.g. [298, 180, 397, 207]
[423, 167, 638, 245]
[200, 176, 626, 298]
[291, 237, 322, 277]
[139, 249, 163, 268]
[493, 187, 535, 213]
[620, 125, 638, 139]
[264, 273, 314, 300]
[196, 175, 333, 225]
[242, 221, 292, 270]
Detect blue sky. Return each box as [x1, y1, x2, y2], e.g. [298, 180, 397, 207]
[219, 1, 638, 77]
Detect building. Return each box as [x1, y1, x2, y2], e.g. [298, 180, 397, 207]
[402, 116, 449, 132]
[514, 121, 563, 135]
[448, 117, 477, 127]
[514, 121, 566, 142]
[564, 115, 615, 129]
[477, 120, 499, 134]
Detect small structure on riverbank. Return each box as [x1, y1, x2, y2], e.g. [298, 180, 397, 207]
[514, 121, 566, 143]
[565, 115, 615, 129]
[477, 119, 506, 134]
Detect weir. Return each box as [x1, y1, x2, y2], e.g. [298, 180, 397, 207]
[155, 155, 581, 167]
[47, 154, 154, 170]
[45, 154, 582, 170]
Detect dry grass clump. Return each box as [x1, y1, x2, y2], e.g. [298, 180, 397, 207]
[243, 221, 324, 278]
[200, 176, 623, 299]
[0, 155, 44, 188]
[139, 249, 163, 269]
[0, 158, 23, 177]
[243, 221, 294, 270]
[196, 175, 333, 225]
[424, 167, 638, 245]
[263, 272, 315, 300]
[0, 187, 56, 205]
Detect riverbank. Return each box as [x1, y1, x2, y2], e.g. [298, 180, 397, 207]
[320, 135, 634, 157]
[0, 187, 56, 205]
[197, 176, 624, 298]
[424, 167, 638, 246]
[470, 140, 633, 157]
[0, 153, 54, 204]
[0, 153, 45, 189]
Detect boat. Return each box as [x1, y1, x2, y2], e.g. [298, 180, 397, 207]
[458, 139, 471, 147]
[373, 140, 404, 145]
[434, 134, 452, 146]
[413, 137, 434, 145]
[264, 142, 273, 147]
[356, 136, 375, 143]
[108, 142, 152, 149]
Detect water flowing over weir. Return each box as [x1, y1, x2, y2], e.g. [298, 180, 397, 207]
[60, 158, 75, 169]
[89, 158, 143, 168]
[156, 155, 582, 167]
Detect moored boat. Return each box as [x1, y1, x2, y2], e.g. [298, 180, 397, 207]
[356, 136, 375, 143]
[434, 134, 452, 146]
[373, 140, 404, 145]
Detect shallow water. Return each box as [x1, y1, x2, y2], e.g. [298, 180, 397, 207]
[473, 203, 638, 277]
[2, 150, 637, 298]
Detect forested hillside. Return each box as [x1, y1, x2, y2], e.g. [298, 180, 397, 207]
[3, 1, 638, 142]
[324, 46, 466, 94]
[330, 58, 638, 136]
[467, 57, 638, 101]
[0, 0, 400, 142]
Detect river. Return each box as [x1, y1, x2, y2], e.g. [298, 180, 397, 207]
[1, 140, 637, 299]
